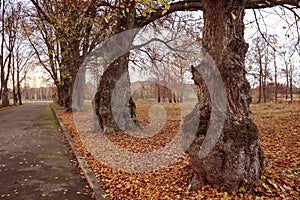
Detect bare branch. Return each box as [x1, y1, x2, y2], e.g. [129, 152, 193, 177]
[253, 9, 277, 51]
[136, 1, 202, 28]
[131, 37, 193, 54]
[246, 0, 299, 9]
[136, 0, 299, 28]
[29, 0, 54, 25]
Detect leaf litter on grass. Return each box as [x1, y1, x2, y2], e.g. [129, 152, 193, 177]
[57, 101, 300, 199]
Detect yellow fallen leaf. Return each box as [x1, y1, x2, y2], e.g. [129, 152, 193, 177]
[231, 12, 237, 20]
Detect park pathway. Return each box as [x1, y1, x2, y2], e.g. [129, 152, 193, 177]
[0, 103, 92, 200]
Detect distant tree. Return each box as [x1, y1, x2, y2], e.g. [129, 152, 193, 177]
[248, 34, 273, 103]
[273, 49, 278, 102]
[0, 1, 22, 107]
[280, 50, 293, 100]
[29, 0, 107, 111]
[289, 62, 295, 101]
[268, 35, 280, 103]
[0, 0, 4, 103]
[14, 42, 33, 105]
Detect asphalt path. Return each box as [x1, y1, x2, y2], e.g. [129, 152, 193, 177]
[0, 103, 92, 200]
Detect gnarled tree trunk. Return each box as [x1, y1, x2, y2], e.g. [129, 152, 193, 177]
[95, 53, 137, 133]
[185, 0, 265, 191]
[59, 60, 84, 112]
[1, 87, 9, 107]
[94, 0, 137, 133]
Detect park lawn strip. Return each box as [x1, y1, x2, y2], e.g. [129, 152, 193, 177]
[56, 101, 300, 199]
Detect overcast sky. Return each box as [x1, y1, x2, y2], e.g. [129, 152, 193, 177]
[130, 6, 299, 86]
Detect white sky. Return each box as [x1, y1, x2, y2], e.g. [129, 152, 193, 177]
[130, 7, 300, 86]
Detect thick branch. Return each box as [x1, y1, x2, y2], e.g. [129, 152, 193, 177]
[29, 0, 54, 25]
[252, 9, 277, 51]
[246, 0, 299, 9]
[136, 1, 202, 28]
[131, 38, 184, 53]
[136, 0, 299, 28]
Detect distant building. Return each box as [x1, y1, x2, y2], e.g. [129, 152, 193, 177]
[131, 81, 198, 103]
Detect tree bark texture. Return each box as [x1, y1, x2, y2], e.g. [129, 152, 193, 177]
[17, 76, 22, 105]
[95, 53, 137, 133]
[185, 0, 265, 191]
[95, 0, 137, 133]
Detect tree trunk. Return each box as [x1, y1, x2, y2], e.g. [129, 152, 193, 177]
[1, 86, 9, 107]
[263, 62, 267, 103]
[72, 67, 86, 112]
[16, 64, 22, 105]
[257, 47, 262, 103]
[0, 0, 4, 103]
[179, 67, 184, 103]
[12, 66, 17, 105]
[17, 80, 22, 105]
[95, 53, 137, 133]
[62, 80, 72, 111]
[2, 53, 10, 107]
[185, 0, 265, 191]
[274, 51, 278, 103]
[262, 53, 268, 103]
[289, 69, 293, 102]
[94, 0, 137, 133]
[157, 83, 161, 102]
[285, 64, 289, 100]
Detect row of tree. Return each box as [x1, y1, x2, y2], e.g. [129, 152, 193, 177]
[247, 34, 299, 103]
[0, 0, 33, 106]
[1, 0, 299, 192]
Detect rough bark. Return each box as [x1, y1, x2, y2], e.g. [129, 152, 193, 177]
[1, 87, 9, 107]
[2, 55, 10, 106]
[59, 43, 82, 112]
[56, 85, 64, 106]
[62, 80, 72, 112]
[95, 0, 137, 133]
[185, 0, 265, 191]
[95, 53, 137, 133]
[0, 0, 4, 103]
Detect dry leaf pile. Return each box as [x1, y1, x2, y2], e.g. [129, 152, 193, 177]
[57, 101, 299, 199]
[251, 103, 300, 199]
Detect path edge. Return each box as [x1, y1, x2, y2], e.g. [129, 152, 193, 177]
[50, 104, 109, 200]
